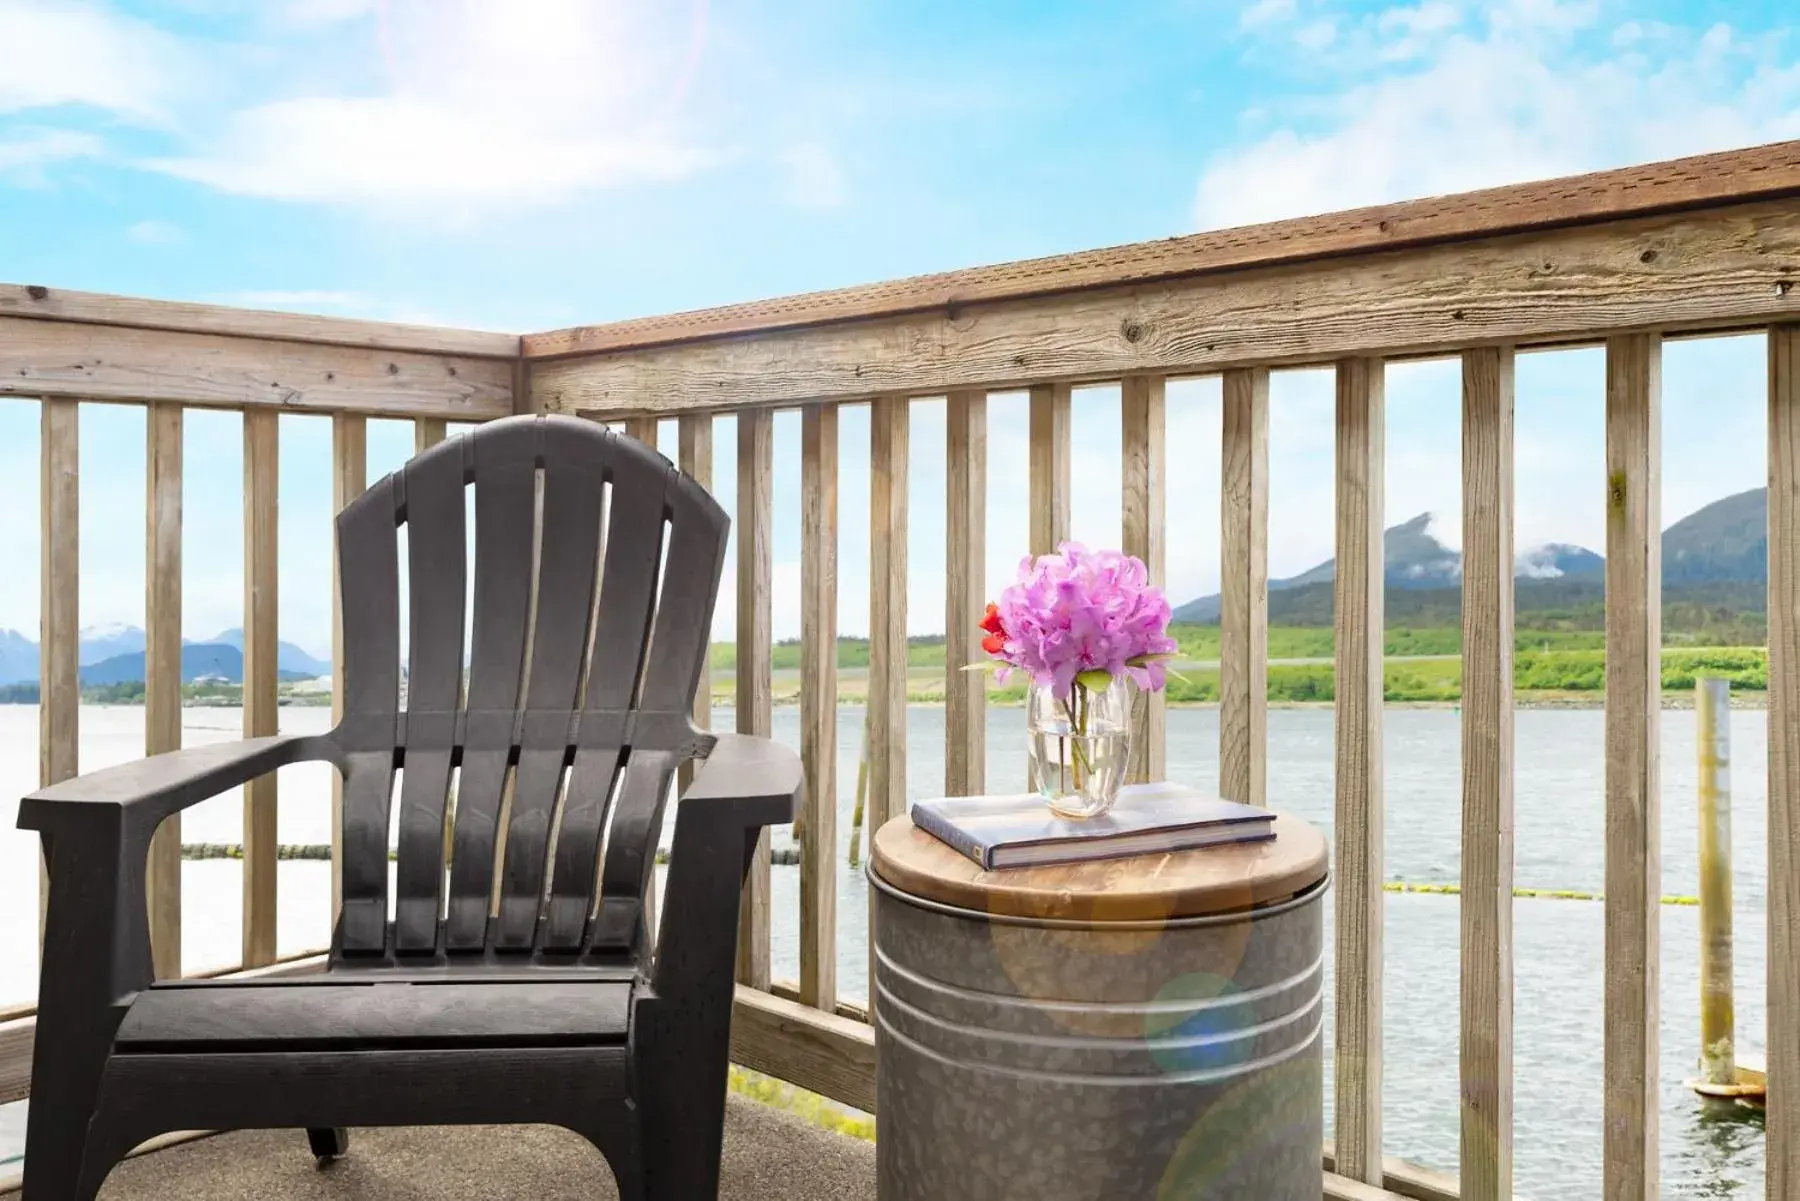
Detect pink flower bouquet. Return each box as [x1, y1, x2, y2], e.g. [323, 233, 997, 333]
[977, 542, 1177, 696]
[973, 543, 1177, 811]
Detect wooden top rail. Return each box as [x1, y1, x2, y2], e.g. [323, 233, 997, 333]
[0, 284, 521, 421]
[525, 139, 1800, 359]
[1, 283, 519, 358]
[526, 143, 1800, 417]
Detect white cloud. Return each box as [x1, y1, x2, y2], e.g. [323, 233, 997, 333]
[266, 0, 378, 30]
[779, 141, 848, 210]
[126, 219, 184, 245]
[146, 0, 712, 211]
[0, 129, 102, 174]
[1240, 0, 1297, 30]
[0, 0, 191, 126]
[1196, 1, 1800, 229]
[1373, 1, 1462, 61]
[1294, 19, 1338, 50]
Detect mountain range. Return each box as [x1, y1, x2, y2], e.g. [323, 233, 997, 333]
[0, 625, 330, 687]
[1172, 486, 1768, 624]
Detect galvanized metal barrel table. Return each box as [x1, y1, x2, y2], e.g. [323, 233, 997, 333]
[869, 794, 1329, 1201]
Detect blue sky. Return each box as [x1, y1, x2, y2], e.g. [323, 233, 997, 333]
[0, 0, 1793, 656]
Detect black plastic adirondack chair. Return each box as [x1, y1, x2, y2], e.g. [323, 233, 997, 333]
[16, 413, 800, 1200]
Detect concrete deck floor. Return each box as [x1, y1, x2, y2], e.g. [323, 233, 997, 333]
[0, 1095, 877, 1200]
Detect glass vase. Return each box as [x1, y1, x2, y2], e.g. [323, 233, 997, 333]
[1027, 674, 1133, 818]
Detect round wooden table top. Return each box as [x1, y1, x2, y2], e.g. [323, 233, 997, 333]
[870, 805, 1328, 923]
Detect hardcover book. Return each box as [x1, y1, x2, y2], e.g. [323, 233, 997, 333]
[910, 782, 1276, 870]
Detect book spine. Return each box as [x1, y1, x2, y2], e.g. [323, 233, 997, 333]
[910, 805, 994, 870]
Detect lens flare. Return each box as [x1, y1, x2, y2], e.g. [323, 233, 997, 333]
[368, 0, 710, 123]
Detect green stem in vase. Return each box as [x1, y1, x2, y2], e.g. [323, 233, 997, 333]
[1059, 687, 1093, 792]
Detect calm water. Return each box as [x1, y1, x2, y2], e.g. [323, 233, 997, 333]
[0, 702, 1772, 1197]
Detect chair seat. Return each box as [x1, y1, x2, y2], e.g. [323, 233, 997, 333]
[114, 978, 633, 1051]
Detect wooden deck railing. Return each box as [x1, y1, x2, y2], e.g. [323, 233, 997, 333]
[5, 138, 1800, 1200]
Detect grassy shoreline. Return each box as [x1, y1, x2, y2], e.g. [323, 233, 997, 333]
[0, 629, 1766, 710]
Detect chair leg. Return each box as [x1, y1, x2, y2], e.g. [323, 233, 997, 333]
[307, 1127, 350, 1162]
[571, 1107, 643, 1201]
[19, 1027, 114, 1200]
[635, 1008, 730, 1200]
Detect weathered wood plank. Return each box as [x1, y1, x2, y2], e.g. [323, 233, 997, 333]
[1604, 333, 1662, 1200]
[767, 980, 869, 1025]
[800, 403, 839, 1013]
[330, 414, 367, 925]
[531, 201, 1800, 415]
[413, 417, 447, 454]
[1028, 382, 1071, 554]
[1220, 367, 1270, 808]
[242, 409, 280, 968]
[39, 397, 79, 938]
[945, 391, 987, 796]
[730, 986, 876, 1116]
[1460, 346, 1515, 1201]
[737, 409, 774, 991]
[0, 1009, 30, 1106]
[1323, 1173, 1408, 1201]
[1, 282, 520, 357]
[1122, 374, 1166, 783]
[146, 402, 183, 980]
[524, 141, 1800, 357]
[1322, 1142, 1462, 1201]
[1768, 324, 1800, 1201]
[678, 413, 714, 795]
[1333, 356, 1385, 1184]
[868, 395, 909, 1006]
[626, 414, 659, 449]
[0, 315, 512, 419]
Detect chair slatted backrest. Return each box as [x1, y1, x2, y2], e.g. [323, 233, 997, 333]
[332, 414, 728, 962]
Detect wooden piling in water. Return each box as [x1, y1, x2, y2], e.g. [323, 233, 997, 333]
[1689, 676, 1764, 1103]
[849, 711, 870, 869]
[1697, 676, 1734, 1086]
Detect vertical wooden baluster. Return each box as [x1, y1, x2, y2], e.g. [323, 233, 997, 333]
[331, 414, 368, 927]
[145, 404, 183, 980]
[1604, 333, 1662, 1200]
[242, 410, 280, 968]
[39, 398, 79, 942]
[1029, 383, 1071, 555]
[412, 419, 451, 883]
[946, 391, 987, 796]
[623, 416, 665, 941]
[1333, 357, 1385, 1183]
[737, 409, 774, 991]
[800, 403, 839, 1012]
[414, 418, 447, 455]
[1027, 383, 1070, 793]
[1221, 367, 1270, 808]
[1122, 375, 1166, 784]
[1770, 325, 1800, 1201]
[868, 395, 909, 1006]
[1461, 346, 1515, 1201]
[679, 414, 714, 796]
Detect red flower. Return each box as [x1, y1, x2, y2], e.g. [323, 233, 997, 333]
[979, 602, 1007, 657]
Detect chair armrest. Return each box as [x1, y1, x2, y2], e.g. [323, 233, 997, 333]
[17, 734, 340, 842]
[650, 735, 800, 1001]
[22, 734, 340, 1006]
[679, 732, 802, 828]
